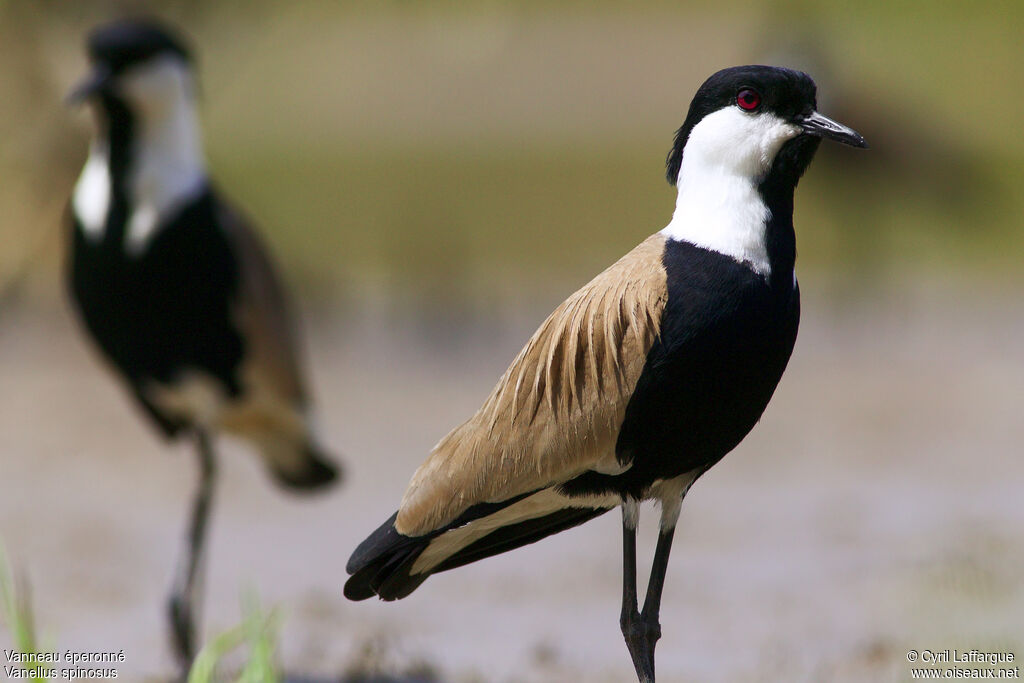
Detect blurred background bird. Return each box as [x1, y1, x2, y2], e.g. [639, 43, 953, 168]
[63, 17, 340, 674]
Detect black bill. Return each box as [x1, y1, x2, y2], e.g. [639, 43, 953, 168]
[799, 110, 868, 148]
[66, 65, 112, 105]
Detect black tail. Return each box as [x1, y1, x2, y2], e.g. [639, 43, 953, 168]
[344, 498, 610, 602]
[344, 512, 431, 601]
[270, 444, 341, 491]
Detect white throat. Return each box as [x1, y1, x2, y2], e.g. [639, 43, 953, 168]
[660, 107, 800, 276]
[72, 66, 207, 254]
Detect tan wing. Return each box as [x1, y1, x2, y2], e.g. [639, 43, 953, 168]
[396, 233, 669, 536]
[218, 204, 308, 408]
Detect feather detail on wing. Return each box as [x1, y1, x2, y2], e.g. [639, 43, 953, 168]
[396, 233, 669, 536]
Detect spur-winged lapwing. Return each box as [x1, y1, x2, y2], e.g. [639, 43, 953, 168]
[66, 18, 340, 671]
[345, 66, 865, 682]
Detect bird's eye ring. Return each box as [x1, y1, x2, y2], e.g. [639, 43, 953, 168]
[737, 88, 761, 111]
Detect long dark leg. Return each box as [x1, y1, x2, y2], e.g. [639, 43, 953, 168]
[620, 499, 680, 683]
[168, 429, 216, 676]
[638, 527, 676, 677]
[620, 499, 640, 628]
[620, 499, 655, 683]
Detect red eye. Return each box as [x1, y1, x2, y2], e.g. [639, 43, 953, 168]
[737, 88, 761, 111]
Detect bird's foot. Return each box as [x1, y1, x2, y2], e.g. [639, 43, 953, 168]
[167, 594, 195, 679]
[621, 608, 660, 682]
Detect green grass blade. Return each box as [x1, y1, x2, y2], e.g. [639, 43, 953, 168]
[0, 543, 49, 683]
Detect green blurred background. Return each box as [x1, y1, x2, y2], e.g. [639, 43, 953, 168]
[1, 2, 1022, 681]
[2, 0, 1021, 309]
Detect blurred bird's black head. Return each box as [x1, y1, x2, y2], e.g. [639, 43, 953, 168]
[68, 18, 194, 104]
[87, 18, 191, 72]
[665, 65, 866, 187]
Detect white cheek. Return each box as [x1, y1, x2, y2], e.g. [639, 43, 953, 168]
[681, 107, 800, 180]
[662, 107, 801, 276]
[753, 117, 802, 171]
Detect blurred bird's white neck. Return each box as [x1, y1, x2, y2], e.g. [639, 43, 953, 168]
[125, 98, 207, 251]
[74, 96, 208, 252]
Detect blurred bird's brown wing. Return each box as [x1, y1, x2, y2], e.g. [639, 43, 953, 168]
[396, 233, 669, 536]
[217, 202, 308, 408]
[216, 202, 339, 490]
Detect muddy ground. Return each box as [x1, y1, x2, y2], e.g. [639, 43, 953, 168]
[1, 282, 1022, 682]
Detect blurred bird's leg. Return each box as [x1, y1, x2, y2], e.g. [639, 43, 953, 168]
[168, 429, 217, 677]
[620, 498, 679, 683]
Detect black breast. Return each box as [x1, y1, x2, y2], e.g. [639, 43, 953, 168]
[67, 189, 244, 433]
[562, 238, 800, 499]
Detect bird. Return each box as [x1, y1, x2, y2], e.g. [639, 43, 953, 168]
[344, 65, 865, 682]
[65, 17, 340, 673]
